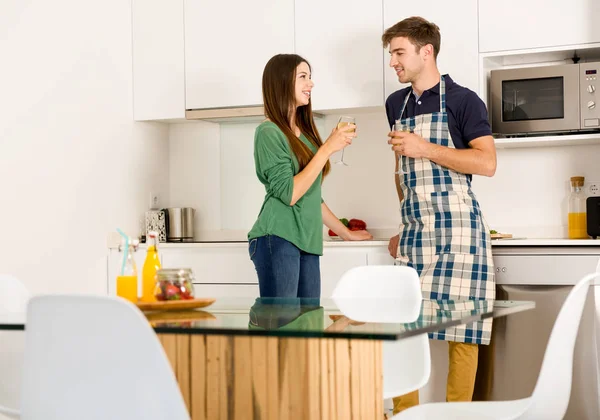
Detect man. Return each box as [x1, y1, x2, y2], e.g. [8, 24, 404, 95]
[382, 16, 497, 415]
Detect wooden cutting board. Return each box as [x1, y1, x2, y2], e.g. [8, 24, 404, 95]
[490, 233, 513, 239]
[136, 298, 216, 312]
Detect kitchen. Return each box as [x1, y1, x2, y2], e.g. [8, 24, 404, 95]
[4, 0, 600, 419]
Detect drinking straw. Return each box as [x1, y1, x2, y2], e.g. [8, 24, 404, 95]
[117, 228, 128, 276]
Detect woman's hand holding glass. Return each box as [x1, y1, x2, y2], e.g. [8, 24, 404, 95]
[324, 118, 356, 157]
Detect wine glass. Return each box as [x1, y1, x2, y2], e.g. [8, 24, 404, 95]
[393, 120, 412, 175]
[335, 116, 355, 166]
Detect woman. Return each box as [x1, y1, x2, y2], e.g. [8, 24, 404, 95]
[248, 54, 372, 298]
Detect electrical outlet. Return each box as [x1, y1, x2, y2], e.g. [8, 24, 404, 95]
[149, 192, 160, 209]
[588, 182, 600, 196]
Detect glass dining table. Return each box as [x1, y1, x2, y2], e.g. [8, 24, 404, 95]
[0, 297, 534, 420]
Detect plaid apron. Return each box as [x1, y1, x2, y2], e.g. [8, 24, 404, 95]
[394, 76, 495, 345]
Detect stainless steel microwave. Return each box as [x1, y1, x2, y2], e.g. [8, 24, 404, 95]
[490, 62, 600, 135]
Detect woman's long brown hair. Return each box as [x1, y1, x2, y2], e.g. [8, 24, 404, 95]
[261, 54, 330, 178]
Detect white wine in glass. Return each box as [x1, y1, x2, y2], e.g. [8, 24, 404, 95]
[335, 116, 355, 166]
[393, 120, 411, 175]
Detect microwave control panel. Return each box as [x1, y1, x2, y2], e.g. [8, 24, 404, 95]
[581, 62, 600, 127]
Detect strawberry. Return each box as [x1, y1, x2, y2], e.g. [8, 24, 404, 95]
[166, 284, 181, 300]
[328, 229, 337, 236]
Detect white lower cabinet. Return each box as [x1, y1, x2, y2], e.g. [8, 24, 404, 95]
[160, 246, 257, 284]
[320, 247, 369, 297]
[193, 283, 259, 299]
[367, 247, 395, 265]
[108, 244, 392, 298]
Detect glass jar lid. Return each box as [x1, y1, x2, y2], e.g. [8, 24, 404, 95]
[156, 268, 195, 282]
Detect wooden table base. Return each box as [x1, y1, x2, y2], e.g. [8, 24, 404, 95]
[158, 334, 383, 420]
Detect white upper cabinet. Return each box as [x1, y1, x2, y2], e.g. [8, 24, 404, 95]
[132, 0, 185, 121]
[294, 0, 384, 110]
[184, 0, 294, 110]
[383, 0, 480, 98]
[479, 0, 600, 53]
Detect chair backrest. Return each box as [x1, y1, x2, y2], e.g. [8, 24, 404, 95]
[331, 265, 422, 323]
[524, 272, 600, 420]
[383, 334, 431, 399]
[20, 295, 190, 420]
[0, 275, 29, 417]
[332, 265, 430, 399]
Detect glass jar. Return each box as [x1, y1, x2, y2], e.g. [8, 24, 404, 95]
[568, 176, 588, 239]
[154, 268, 196, 301]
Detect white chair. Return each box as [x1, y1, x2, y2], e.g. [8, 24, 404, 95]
[332, 265, 423, 323]
[20, 295, 190, 420]
[332, 265, 431, 402]
[394, 271, 600, 420]
[0, 275, 30, 420]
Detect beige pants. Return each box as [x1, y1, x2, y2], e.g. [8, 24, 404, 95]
[392, 341, 479, 415]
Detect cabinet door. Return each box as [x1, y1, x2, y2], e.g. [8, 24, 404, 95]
[320, 248, 368, 297]
[367, 246, 395, 265]
[479, 0, 600, 53]
[383, 0, 479, 97]
[161, 247, 258, 284]
[132, 0, 185, 120]
[193, 283, 259, 298]
[295, 0, 384, 110]
[184, 0, 294, 110]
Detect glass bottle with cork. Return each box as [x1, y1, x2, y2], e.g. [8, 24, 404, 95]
[568, 176, 588, 239]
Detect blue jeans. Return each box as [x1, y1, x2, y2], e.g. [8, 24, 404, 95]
[249, 235, 321, 298]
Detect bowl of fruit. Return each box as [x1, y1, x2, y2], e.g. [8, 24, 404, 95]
[154, 268, 196, 301]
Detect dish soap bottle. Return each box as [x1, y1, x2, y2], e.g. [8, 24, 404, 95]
[141, 231, 162, 302]
[116, 238, 139, 303]
[568, 176, 588, 239]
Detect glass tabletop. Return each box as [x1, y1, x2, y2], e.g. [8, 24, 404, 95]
[0, 297, 535, 341]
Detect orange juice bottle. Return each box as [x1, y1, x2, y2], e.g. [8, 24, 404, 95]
[141, 231, 161, 302]
[568, 176, 588, 239]
[117, 240, 139, 303]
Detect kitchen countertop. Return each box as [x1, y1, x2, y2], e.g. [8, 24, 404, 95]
[112, 238, 600, 249]
[107, 227, 600, 249]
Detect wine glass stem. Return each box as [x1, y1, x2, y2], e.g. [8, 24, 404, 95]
[340, 149, 345, 162]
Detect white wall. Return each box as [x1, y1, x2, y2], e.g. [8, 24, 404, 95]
[0, 1, 169, 294]
[168, 122, 222, 234]
[168, 111, 600, 240]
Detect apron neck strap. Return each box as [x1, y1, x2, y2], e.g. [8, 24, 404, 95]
[398, 75, 447, 121]
[439, 75, 446, 112]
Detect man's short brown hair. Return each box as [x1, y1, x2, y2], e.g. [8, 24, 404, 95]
[382, 16, 441, 59]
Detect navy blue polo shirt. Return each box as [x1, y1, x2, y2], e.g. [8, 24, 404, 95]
[385, 75, 492, 150]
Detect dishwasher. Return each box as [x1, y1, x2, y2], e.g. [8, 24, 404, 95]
[487, 247, 600, 420]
